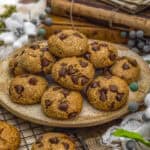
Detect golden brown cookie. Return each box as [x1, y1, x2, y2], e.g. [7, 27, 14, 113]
[41, 85, 83, 119]
[9, 74, 48, 104]
[32, 132, 76, 150]
[87, 76, 129, 111]
[9, 51, 26, 76]
[111, 57, 140, 84]
[48, 30, 88, 57]
[84, 40, 118, 68]
[51, 57, 95, 90]
[20, 40, 55, 74]
[0, 121, 20, 150]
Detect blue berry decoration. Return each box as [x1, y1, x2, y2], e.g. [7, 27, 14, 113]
[120, 31, 127, 38]
[129, 30, 136, 39]
[129, 82, 138, 92]
[39, 14, 46, 20]
[37, 28, 46, 36]
[44, 18, 52, 26]
[127, 40, 135, 48]
[136, 30, 144, 39]
[142, 113, 150, 122]
[128, 101, 139, 112]
[126, 140, 136, 150]
[45, 7, 51, 14]
[137, 40, 145, 49]
[143, 45, 150, 53]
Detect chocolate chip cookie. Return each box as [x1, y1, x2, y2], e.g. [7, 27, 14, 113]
[32, 132, 76, 150]
[20, 40, 55, 74]
[111, 57, 140, 84]
[48, 30, 88, 57]
[9, 74, 48, 104]
[41, 85, 83, 119]
[51, 57, 95, 90]
[0, 121, 20, 150]
[87, 76, 129, 111]
[9, 51, 26, 76]
[84, 40, 118, 68]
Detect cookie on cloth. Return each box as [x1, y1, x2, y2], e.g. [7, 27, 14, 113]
[51, 57, 95, 90]
[0, 121, 20, 150]
[48, 30, 88, 57]
[20, 40, 55, 74]
[9, 74, 48, 104]
[84, 40, 118, 68]
[111, 56, 140, 84]
[87, 75, 129, 111]
[41, 85, 83, 119]
[32, 132, 76, 150]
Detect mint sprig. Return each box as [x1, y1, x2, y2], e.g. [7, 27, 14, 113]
[113, 128, 150, 147]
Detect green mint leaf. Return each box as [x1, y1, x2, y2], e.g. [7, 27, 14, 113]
[113, 129, 150, 147]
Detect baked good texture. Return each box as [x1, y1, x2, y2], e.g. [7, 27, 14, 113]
[87, 75, 129, 111]
[48, 30, 88, 57]
[41, 85, 83, 119]
[84, 40, 118, 68]
[0, 121, 20, 150]
[111, 56, 140, 84]
[9, 74, 48, 104]
[51, 57, 95, 90]
[32, 132, 76, 150]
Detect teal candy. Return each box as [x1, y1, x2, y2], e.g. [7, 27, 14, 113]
[37, 28, 46, 36]
[129, 82, 138, 92]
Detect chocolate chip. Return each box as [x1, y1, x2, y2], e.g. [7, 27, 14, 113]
[49, 137, 59, 144]
[61, 89, 70, 97]
[122, 63, 130, 70]
[109, 85, 118, 92]
[45, 100, 52, 108]
[36, 136, 43, 144]
[73, 33, 83, 38]
[41, 58, 50, 67]
[15, 85, 24, 94]
[53, 87, 62, 91]
[37, 143, 43, 147]
[29, 77, 38, 85]
[41, 47, 49, 51]
[81, 76, 89, 86]
[90, 82, 99, 88]
[62, 142, 70, 150]
[59, 33, 68, 40]
[104, 75, 112, 79]
[59, 67, 67, 77]
[110, 102, 115, 110]
[58, 102, 68, 111]
[99, 43, 108, 47]
[116, 93, 124, 101]
[30, 44, 39, 50]
[71, 75, 78, 84]
[67, 65, 76, 75]
[109, 53, 116, 61]
[68, 112, 77, 119]
[79, 61, 88, 67]
[92, 44, 100, 51]
[129, 59, 137, 67]
[84, 53, 90, 60]
[99, 88, 107, 101]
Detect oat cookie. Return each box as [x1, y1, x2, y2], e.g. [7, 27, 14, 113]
[0, 121, 20, 150]
[41, 85, 83, 119]
[51, 57, 95, 90]
[111, 57, 140, 84]
[32, 132, 76, 150]
[84, 40, 118, 68]
[9, 74, 48, 104]
[87, 76, 129, 111]
[20, 40, 55, 74]
[48, 30, 88, 57]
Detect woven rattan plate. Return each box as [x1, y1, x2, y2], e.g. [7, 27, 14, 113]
[0, 44, 150, 128]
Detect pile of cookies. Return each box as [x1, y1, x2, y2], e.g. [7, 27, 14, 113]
[9, 30, 141, 120]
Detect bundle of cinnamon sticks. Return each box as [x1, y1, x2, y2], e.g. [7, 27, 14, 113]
[48, 0, 150, 36]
